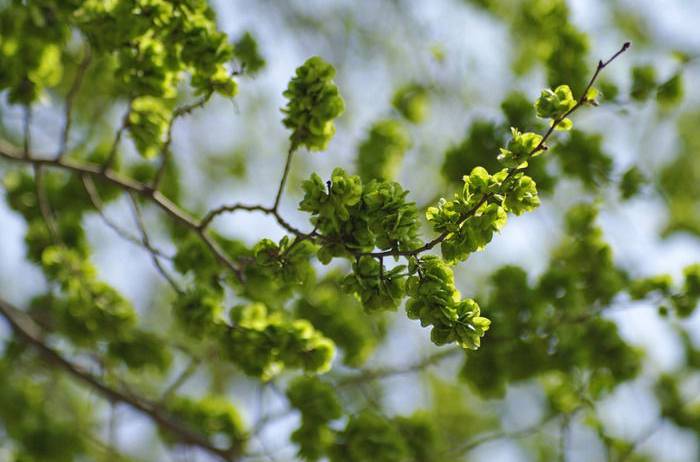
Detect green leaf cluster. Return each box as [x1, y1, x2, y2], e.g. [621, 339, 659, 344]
[233, 31, 265, 75]
[534, 84, 576, 125]
[295, 273, 386, 367]
[392, 83, 430, 124]
[300, 168, 421, 260]
[461, 205, 640, 398]
[342, 256, 406, 312]
[287, 376, 342, 460]
[282, 56, 345, 151]
[222, 303, 335, 379]
[406, 256, 490, 349]
[356, 119, 411, 181]
[497, 127, 543, 168]
[164, 395, 246, 448]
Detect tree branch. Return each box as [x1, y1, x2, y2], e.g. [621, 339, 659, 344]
[57, 46, 92, 160]
[273, 145, 295, 212]
[0, 140, 244, 281]
[127, 192, 183, 294]
[0, 296, 242, 462]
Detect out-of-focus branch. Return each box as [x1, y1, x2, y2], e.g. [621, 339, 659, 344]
[0, 296, 242, 462]
[81, 175, 174, 261]
[128, 192, 183, 293]
[335, 347, 462, 387]
[0, 140, 244, 281]
[57, 46, 92, 160]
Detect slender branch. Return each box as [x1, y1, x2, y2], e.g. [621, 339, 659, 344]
[23, 105, 31, 159]
[152, 91, 213, 190]
[127, 192, 183, 293]
[57, 46, 92, 160]
[0, 296, 243, 461]
[160, 357, 199, 402]
[102, 102, 132, 172]
[354, 42, 632, 260]
[335, 347, 461, 387]
[445, 411, 561, 457]
[0, 141, 244, 281]
[273, 146, 295, 211]
[81, 175, 174, 261]
[33, 164, 60, 241]
[200, 203, 273, 230]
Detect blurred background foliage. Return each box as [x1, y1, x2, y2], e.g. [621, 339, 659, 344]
[1, 0, 700, 461]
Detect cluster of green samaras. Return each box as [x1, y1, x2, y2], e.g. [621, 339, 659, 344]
[0, 0, 264, 157]
[282, 56, 346, 151]
[287, 376, 440, 462]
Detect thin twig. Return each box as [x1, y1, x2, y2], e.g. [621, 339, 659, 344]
[335, 347, 462, 387]
[57, 46, 92, 160]
[81, 175, 174, 261]
[160, 357, 198, 401]
[33, 164, 60, 241]
[617, 418, 664, 461]
[127, 192, 183, 293]
[102, 102, 132, 172]
[445, 412, 560, 457]
[152, 91, 213, 190]
[23, 105, 31, 159]
[0, 141, 244, 281]
[273, 146, 295, 211]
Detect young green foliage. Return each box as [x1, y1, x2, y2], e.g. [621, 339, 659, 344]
[356, 119, 411, 181]
[392, 83, 430, 123]
[282, 56, 346, 151]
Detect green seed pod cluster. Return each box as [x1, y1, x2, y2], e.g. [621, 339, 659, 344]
[406, 256, 491, 349]
[221, 303, 335, 379]
[36, 246, 171, 370]
[329, 410, 409, 462]
[295, 273, 386, 367]
[300, 168, 421, 263]
[391, 83, 430, 124]
[534, 84, 577, 123]
[40, 246, 137, 345]
[163, 395, 246, 449]
[128, 96, 173, 159]
[234, 31, 265, 75]
[619, 166, 646, 200]
[630, 64, 657, 101]
[656, 72, 684, 107]
[282, 56, 345, 151]
[287, 376, 342, 461]
[503, 172, 540, 216]
[172, 287, 225, 337]
[441, 99, 555, 194]
[342, 256, 407, 312]
[556, 130, 612, 189]
[76, 0, 236, 97]
[0, 2, 70, 104]
[497, 127, 543, 168]
[427, 167, 510, 263]
[356, 119, 411, 181]
[628, 274, 673, 300]
[0, 360, 87, 462]
[461, 221, 641, 399]
[252, 236, 316, 287]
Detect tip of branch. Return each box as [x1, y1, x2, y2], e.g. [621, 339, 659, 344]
[623, 41, 631, 50]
